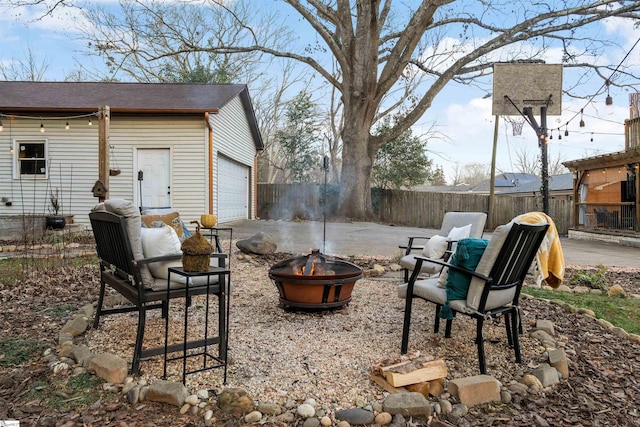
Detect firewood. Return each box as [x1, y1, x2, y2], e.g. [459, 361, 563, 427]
[384, 359, 447, 387]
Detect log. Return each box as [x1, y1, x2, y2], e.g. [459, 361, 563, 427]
[384, 359, 447, 387]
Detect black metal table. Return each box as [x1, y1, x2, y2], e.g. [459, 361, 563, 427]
[164, 266, 230, 384]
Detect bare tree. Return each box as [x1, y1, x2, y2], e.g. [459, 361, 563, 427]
[0, 46, 50, 81]
[511, 145, 570, 176]
[10, 0, 640, 219]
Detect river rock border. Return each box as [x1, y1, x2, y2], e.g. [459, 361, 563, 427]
[43, 288, 639, 427]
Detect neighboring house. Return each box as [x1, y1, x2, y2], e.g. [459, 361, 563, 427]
[496, 173, 574, 200]
[469, 172, 538, 194]
[0, 81, 263, 229]
[563, 93, 640, 236]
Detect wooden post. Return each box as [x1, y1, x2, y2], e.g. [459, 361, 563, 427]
[97, 105, 110, 202]
[489, 116, 499, 228]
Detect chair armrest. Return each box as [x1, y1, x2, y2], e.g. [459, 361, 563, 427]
[400, 236, 433, 255]
[135, 252, 227, 266]
[413, 256, 490, 282]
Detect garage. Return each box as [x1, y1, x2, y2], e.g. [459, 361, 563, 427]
[217, 156, 249, 223]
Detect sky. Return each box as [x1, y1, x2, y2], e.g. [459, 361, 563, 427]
[0, 0, 638, 184]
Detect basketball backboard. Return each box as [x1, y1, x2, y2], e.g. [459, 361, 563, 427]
[492, 63, 563, 116]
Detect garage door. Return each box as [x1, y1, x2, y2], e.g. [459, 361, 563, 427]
[217, 156, 249, 223]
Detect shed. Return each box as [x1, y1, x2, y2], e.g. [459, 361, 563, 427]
[0, 81, 264, 232]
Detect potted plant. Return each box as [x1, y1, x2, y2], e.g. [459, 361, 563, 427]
[46, 188, 66, 230]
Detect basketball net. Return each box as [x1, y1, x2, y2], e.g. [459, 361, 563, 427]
[504, 116, 525, 136]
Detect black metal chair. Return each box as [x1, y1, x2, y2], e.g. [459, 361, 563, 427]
[399, 221, 549, 374]
[90, 210, 228, 374]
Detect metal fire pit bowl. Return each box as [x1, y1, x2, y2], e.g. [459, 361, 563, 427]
[268, 250, 363, 310]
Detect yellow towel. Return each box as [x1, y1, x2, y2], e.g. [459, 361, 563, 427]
[512, 212, 565, 288]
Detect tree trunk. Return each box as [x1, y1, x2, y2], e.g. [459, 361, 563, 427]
[338, 120, 376, 219]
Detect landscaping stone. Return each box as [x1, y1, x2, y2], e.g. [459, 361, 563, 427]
[297, 403, 316, 418]
[217, 388, 254, 415]
[145, 380, 189, 407]
[548, 348, 569, 378]
[89, 353, 127, 384]
[335, 407, 375, 425]
[448, 375, 501, 407]
[532, 364, 560, 388]
[536, 319, 555, 335]
[236, 232, 277, 255]
[383, 392, 431, 417]
[61, 317, 88, 336]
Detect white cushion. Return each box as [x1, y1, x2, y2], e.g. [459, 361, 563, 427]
[140, 225, 222, 291]
[104, 198, 154, 288]
[421, 235, 448, 258]
[447, 224, 471, 242]
[399, 254, 443, 275]
[141, 225, 182, 280]
[437, 268, 449, 288]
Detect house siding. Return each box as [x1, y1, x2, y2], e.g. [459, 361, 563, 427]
[0, 117, 100, 221]
[209, 95, 257, 219]
[108, 115, 208, 224]
[0, 115, 210, 227]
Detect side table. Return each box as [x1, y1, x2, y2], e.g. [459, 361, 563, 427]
[164, 266, 230, 385]
[202, 226, 233, 266]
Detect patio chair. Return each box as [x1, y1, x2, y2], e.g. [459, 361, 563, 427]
[398, 220, 549, 374]
[89, 198, 229, 374]
[399, 211, 487, 282]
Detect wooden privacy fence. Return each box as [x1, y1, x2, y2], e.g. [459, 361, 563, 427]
[257, 184, 571, 235]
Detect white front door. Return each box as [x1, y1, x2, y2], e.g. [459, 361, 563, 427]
[137, 148, 171, 209]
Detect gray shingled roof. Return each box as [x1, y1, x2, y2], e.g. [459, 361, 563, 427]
[0, 81, 264, 149]
[497, 173, 574, 194]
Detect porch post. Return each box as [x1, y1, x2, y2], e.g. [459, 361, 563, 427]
[97, 105, 110, 202]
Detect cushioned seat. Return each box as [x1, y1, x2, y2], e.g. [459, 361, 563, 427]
[399, 217, 550, 374]
[399, 211, 487, 281]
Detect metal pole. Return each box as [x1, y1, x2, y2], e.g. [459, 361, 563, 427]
[489, 116, 499, 227]
[322, 156, 329, 253]
[540, 106, 549, 215]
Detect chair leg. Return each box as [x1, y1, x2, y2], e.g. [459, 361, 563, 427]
[93, 279, 106, 329]
[505, 313, 514, 347]
[403, 268, 409, 283]
[434, 304, 441, 333]
[401, 292, 414, 354]
[161, 301, 168, 319]
[476, 317, 487, 374]
[444, 319, 453, 338]
[131, 306, 147, 374]
[511, 308, 522, 363]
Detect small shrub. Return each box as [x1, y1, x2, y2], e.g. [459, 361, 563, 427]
[569, 265, 609, 291]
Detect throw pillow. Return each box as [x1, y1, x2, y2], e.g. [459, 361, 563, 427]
[141, 212, 190, 241]
[447, 224, 472, 242]
[422, 235, 448, 258]
[440, 237, 489, 319]
[140, 225, 182, 280]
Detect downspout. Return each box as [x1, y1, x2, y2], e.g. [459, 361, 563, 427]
[205, 112, 214, 214]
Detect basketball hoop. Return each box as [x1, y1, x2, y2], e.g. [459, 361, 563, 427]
[504, 116, 525, 136]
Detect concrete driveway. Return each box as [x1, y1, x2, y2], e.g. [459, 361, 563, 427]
[226, 219, 640, 268]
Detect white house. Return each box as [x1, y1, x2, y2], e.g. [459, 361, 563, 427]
[0, 81, 264, 230]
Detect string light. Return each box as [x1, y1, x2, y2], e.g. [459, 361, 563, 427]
[579, 109, 585, 127]
[88, 118, 93, 126]
[590, 133, 594, 142]
[605, 79, 613, 106]
[40, 118, 45, 133]
[557, 127, 562, 140]
[0, 119, 3, 132]
[564, 123, 569, 137]
[65, 121, 70, 130]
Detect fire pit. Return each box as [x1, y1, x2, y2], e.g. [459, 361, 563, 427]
[269, 250, 363, 310]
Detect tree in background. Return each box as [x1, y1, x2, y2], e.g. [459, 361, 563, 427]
[10, 0, 640, 219]
[372, 118, 433, 189]
[274, 91, 321, 183]
[0, 46, 49, 81]
[451, 163, 491, 186]
[430, 166, 447, 186]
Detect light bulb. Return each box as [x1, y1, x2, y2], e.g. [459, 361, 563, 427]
[88, 118, 93, 126]
[0, 119, 3, 132]
[65, 121, 70, 130]
[606, 95, 613, 106]
[40, 122, 45, 133]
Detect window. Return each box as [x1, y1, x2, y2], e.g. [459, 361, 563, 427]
[15, 139, 47, 178]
